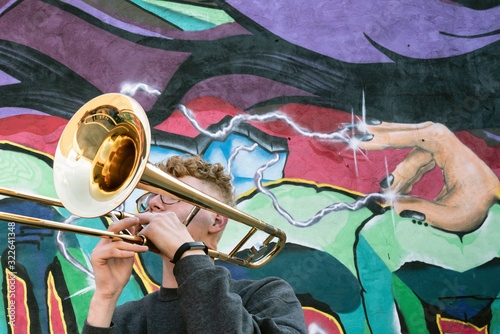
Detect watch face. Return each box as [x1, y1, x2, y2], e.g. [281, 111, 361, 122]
[190, 242, 208, 253]
[191, 242, 206, 249]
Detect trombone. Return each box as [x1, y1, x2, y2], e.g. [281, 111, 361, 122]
[0, 93, 286, 268]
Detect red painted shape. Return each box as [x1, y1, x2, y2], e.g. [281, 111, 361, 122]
[437, 314, 487, 334]
[47, 275, 66, 333]
[6, 271, 29, 334]
[303, 307, 343, 334]
[0, 115, 67, 156]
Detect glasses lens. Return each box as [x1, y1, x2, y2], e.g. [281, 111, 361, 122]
[136, 192, 153, 213]
[160, 194, 180, 205]
[136, 192, 180, 212]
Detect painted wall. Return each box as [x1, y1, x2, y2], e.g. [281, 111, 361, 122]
[1, 0, 499, 333]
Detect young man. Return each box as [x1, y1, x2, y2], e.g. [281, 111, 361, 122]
[82, 155, 307, 333]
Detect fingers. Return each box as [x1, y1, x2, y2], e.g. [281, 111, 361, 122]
[134, 211, 179, 226]
[353, 121, 432, 151]
[92, 241, 148, 261]
[364, 121, 433, 132]
[107, 216, 142, 235]
[134, 211, 187, 236]
[354, 121, 458, 155]
[133, 212, 192, 259]
[380, 148, 436, 195]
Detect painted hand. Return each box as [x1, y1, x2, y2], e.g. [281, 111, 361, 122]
[354, 121, 500, 232]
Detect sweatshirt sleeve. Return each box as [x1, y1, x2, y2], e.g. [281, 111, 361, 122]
[81, 320, 114, 334]
[174, 255, 307, 334]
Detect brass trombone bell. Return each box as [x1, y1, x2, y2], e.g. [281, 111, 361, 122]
[54, 94, 150, 218]
[0, 93, 286, 268]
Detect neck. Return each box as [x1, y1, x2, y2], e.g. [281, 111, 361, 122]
[162, 260, 178, 288]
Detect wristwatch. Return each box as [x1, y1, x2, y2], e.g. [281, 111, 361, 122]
[171, 242, 208, 264]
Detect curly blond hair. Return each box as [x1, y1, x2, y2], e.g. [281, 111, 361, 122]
[156, 155, 235, 207]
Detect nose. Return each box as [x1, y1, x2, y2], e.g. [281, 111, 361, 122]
[147, 194, 165, 213]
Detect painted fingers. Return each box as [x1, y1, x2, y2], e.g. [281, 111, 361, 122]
[349, 120, 500, 232]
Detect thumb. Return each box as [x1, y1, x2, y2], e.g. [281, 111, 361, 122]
[394, 196, 487, 233]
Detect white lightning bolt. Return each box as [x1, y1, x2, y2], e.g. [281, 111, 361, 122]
[251, 153, 389, 227]
[178, 91, 388, 227]
[120, 82, 161, 97]
[55, 215, 94, 278]
[177, 104, 352, 142]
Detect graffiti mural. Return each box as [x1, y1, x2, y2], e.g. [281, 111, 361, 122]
[0, 0, 499, 333]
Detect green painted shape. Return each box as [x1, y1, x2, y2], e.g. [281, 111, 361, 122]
[391, 274, 429, 334]
[0, 149, 56, 198]
[491, 297, 500, 332]
[221, 183, 373, 275]
[56, 248, 93, 333]
[361, 204, 500, 273]
[130, 0, 233, 31]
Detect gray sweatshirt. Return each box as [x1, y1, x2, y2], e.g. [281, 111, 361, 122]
[82, 255, 307, 333]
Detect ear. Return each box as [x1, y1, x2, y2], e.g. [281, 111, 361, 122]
[208, 215, 228, 233]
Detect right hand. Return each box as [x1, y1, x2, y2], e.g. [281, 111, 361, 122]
[90, 216, 148, 301]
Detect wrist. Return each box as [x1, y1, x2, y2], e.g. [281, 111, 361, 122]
[87, 293, 119, 328]
[93, 287, 123, 303]
[179, 249, 206, 261]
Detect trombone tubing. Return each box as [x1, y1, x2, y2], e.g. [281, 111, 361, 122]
[0, 211, 145, 244]
[0, 187, 132, 219]
[0, 187, 142, 243]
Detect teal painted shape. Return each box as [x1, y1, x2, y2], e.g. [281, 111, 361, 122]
[357, 235, 401, 333]
[129, 0, 217, 31]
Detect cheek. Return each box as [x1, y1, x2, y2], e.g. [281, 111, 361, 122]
[187, 210, 215, 230]
[175, 203, 197, 220]
[197, 210, 215, 221]
[186, 221, 209, 241]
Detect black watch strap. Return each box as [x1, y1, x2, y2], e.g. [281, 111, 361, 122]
[171, 242, 208, 264]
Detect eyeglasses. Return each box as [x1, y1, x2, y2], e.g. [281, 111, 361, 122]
[135, 192, 180, 213]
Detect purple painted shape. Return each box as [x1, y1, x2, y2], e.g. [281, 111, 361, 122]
[180, 74, 315, 111]
[0, 0, 18, 16]
[226, 0, 500, 63]
[0, 0, 191, 111]
[0, 108, 48, 119]
[483, 130, 500, 142]
[0, 0, 250, 111]
[0, 70, 20, 85]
